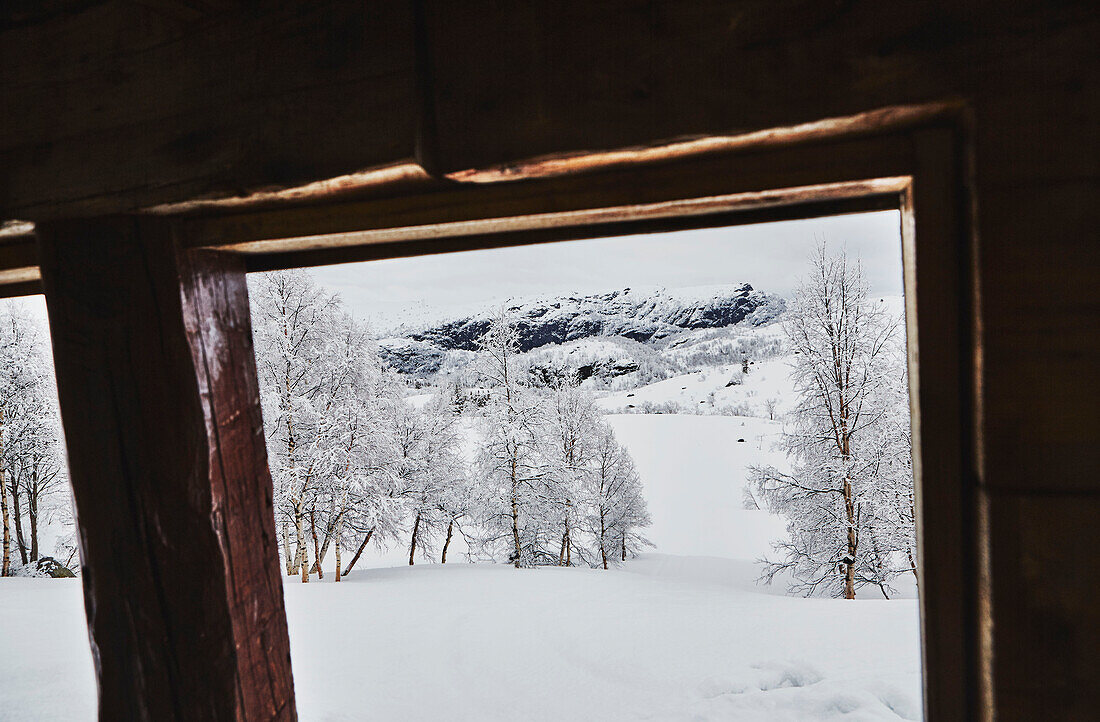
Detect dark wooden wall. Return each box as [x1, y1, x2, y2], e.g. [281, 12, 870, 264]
[2, 1, 1097, 720]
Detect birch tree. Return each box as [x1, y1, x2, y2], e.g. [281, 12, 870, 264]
[582, 422, 651, 569]
[251, 270, 343, 579]
[306, 315, 400, 579]
[1, 303, 67, 576]
[471, 309, 552, 568]
[544, 380, 599, 566]
[749, 246, 909, 599]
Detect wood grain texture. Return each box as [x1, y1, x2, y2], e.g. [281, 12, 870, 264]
[172, 130, 918, 252]
[35, 217, 295, 721]
[420, 0, 1096, 176]
[0, 229, 39, 295]
[0, 1, 419, 220]
[899, 127, 977, 721]
[979, 489, 1100, 720]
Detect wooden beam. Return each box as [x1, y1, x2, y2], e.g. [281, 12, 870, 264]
[0, 1, 420, 221]
[419, 0, 1095, 175]
[0, 106, 929, 296]
[5, 2, 1092, 219]
[171, 124, 919, 258]
[238, 187, 902, 274]
[0, 226, 39, 296]
[35, 217, 296, 721]
[900, 126, 977, 721]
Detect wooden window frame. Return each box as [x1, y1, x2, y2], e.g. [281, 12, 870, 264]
[1, 104, 977, 720]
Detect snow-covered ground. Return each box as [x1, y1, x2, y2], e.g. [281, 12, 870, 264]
[0, 564, 921, 722]
[598, 357, 796, 418]
[609, 414, 788, 559]
[0, 412, 921, 721]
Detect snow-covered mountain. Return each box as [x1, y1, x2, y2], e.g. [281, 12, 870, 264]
[379, 284, 786, 376]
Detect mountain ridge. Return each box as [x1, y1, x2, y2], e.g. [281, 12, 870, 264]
[379, 284, 786, 376]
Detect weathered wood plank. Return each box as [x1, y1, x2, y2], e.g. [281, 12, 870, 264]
[979, 489, 1100, 720]
[420, 0, 1096, 177]
[0, 1, 419, 220]
[173, 127, 919, 252]
[901, 126, 977, 721]
[35, 217, 295, 721]
[0, 229, 39, 295]
[5, 1, 1094, 218]
[974, 181, 1100, 493]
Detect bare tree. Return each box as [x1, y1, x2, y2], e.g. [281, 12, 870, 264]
[472, 309, 552, 568]
[545, 379, 599, 566]
[583, 422, 650, 569]
[1, 303, 67, 575]
[750, 246, 907, 599]
[252, 271, 405, 581]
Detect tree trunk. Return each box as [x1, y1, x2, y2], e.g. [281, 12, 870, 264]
[408, 512, 421, 565]
[621, 535, 627, 562]
[0, 467, 10, 577]
[441, 520, 453, 564]
[599, 510, 608, 570]
[906, 492, 918, 581]
[294, 507, 307, 577]
[510, 458, 522, 569]
[282, 519, 294, 576]
[334, 537, 342, 582]
[843, 485, 857, 600]
[310, 509, 323, 579]
[343, 527, 374, 575]
[300, 545, 309, 583]
[839, 410, 858, 599]
[842, 468, 857, 600]
[310, 522, 335, 576]
[10, 480, 28, 566]
[28, 492, 38, 562]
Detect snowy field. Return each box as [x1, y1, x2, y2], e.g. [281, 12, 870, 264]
[0, 413, 922, 721]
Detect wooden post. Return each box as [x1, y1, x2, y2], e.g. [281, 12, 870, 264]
[36, 216, 296, 721]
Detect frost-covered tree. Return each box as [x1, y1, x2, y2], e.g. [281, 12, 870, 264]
[398, 395, 467, 565]
[310, 317, 402, 581]
[0, 303, 69, 576]
[860, 361, 917, 585]
[582, 422, 651, 569]
[251, 270, 342, 580]
[422, 397, 473, 565]
[7, 387, 67, 565]
[544, 379, 599, 566]
[749, 247, 909, 599]
[470, 309, 555, 568]
[466, 310, 651, 569]
[251, 271, 409, 582]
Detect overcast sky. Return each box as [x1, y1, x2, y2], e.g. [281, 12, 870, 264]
[10, 210, 903, 330]
[310, 210, 903, 328]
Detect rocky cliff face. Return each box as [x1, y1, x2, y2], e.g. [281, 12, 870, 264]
[379, 284, 785, 376]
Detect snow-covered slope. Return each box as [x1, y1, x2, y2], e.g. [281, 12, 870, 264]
[607, 414, 788, 560]
[598, 356, 797, 418]
[380, 284, 786, 375]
